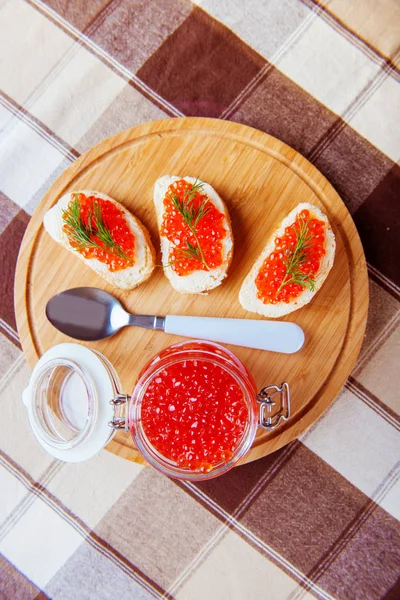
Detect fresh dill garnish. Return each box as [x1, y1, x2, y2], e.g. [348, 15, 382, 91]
[62, 195, 133, 263]
[178, 241, 203, 262]
[169, 179, 211, 270]
[277, 215, 316, 294]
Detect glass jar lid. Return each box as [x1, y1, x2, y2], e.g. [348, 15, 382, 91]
[23, 344, 120, 462]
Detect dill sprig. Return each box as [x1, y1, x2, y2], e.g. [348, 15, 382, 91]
[62, 195, 94, 248]
[177, 241, 203, 262]
[277, 215, 316, 294]
[169, 179, 211, 270]
[62, 195, 133, 263]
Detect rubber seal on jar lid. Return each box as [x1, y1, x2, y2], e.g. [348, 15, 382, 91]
[22, 343, 118, 462]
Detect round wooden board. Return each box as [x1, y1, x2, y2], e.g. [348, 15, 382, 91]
[15, 117, 368, 466]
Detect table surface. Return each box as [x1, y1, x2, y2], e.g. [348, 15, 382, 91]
[1, 1, 399, 599]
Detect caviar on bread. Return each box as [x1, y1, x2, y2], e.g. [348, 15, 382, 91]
[239, 203, 335, 318]
[154, 176, 233, 294]
[43, 190, 155, 290]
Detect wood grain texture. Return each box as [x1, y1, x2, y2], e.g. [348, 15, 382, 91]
[14, 117, 368, 466]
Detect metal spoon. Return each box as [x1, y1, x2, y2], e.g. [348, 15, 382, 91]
[46, 287, 305, 354]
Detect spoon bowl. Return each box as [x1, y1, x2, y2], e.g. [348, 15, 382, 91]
[46, 288, 131, 341]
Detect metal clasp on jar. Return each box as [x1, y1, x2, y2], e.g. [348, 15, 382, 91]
[257, 382, 290, 430]
[109, 394, 130, 432]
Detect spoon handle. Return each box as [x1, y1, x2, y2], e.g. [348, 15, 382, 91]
[164, 316, 304, 354]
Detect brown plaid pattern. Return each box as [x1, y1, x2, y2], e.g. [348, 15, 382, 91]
[0, 1, 399, 598]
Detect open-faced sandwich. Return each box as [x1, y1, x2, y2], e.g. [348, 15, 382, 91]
[239, 203, 335, 317]
[43, 190, 155, 290]
[154, 176, 233, 294]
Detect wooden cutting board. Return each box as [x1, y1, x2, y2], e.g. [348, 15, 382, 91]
[14, 117, 368, 466]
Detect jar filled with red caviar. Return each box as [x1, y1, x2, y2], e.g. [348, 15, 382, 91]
[22, 341, 290, 481]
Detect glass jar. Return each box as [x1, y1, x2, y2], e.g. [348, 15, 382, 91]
[23, 341, 290, 480]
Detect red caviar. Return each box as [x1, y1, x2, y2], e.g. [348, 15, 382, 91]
[160, 179, 226, 276]
[64, 193, 135, 272]
[141, 360, 248, 473]
[256, 209, 326, 304]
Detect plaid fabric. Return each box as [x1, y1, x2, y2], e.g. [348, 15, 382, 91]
[1, 0, 399, 598]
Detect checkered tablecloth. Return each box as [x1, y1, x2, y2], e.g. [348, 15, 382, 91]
[1, 1, 399, 598]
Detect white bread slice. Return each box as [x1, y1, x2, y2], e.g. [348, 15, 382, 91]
[154, 176, 233, 294]
[43, 190, 155, 290]
[239, 202, 335, 318]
